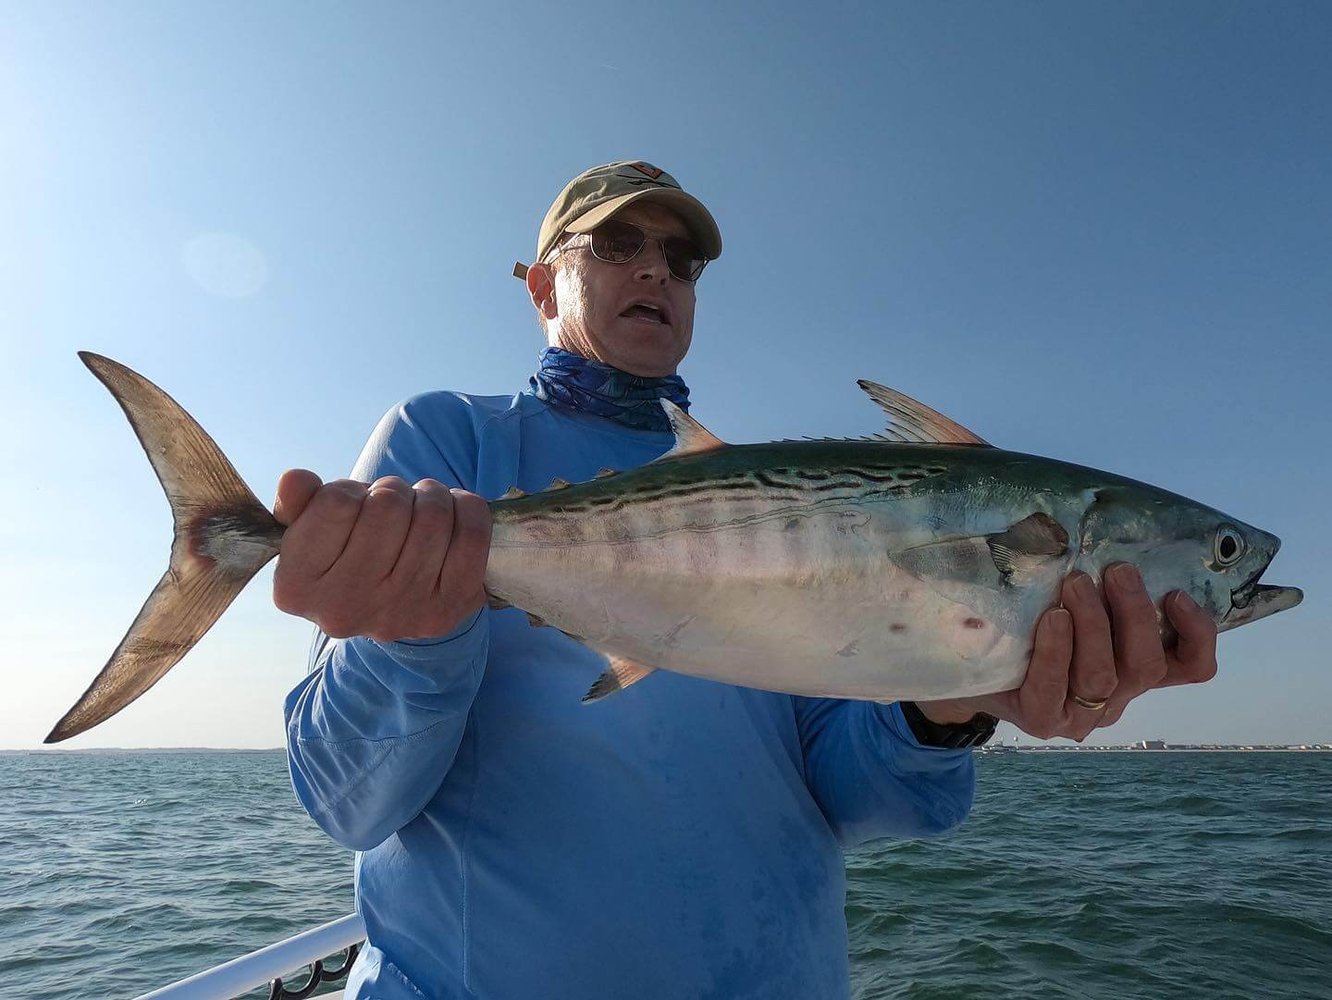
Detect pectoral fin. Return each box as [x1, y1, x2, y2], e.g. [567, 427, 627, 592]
[986, 513, 1069, 584]
[895, 512, 1071, 600]
[581, 655, 657, 703]
[896, 537, 1004, 589]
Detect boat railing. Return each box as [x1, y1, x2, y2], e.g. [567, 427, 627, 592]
[132, 912, 365, 1000]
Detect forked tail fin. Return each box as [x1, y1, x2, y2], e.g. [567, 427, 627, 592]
[44, 353, 285, 743]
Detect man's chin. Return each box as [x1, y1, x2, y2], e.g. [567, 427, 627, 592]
[603, 327, 685, 377]
[617, 358, 680, 378]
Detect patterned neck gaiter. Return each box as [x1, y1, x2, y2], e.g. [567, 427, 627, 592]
[528, 346, 690, 432]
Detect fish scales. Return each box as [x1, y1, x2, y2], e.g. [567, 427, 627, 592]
[483, 437, 1295, 701]
[44, 355, 1301, 741]
[488, 444, 1090, 701]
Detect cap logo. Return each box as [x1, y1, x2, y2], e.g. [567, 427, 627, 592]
[627, 162, 664, 180]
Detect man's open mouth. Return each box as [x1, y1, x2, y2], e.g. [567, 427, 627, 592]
[621, 302, 670, 325]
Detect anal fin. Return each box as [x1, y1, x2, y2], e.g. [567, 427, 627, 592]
[582, 655, 657, 703]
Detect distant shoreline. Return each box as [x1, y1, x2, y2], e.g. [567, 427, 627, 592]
[5, 745, 1328, 754]
[985, 746, 1331, 753]
[0, 747, 286, 754]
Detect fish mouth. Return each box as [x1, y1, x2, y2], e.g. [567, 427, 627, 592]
[1219, 582, 1304, 633]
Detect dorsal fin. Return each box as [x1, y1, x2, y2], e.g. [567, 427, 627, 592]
[651, 399, 727, 462]
[856, 380, 991, 446]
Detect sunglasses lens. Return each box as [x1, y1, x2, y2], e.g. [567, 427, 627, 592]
[663, 239, 707, 282]
[590, 221, 645, 263]
[587, 221, 708, 281]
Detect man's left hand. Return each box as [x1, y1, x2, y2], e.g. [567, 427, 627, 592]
[916, 564, 1219, 742]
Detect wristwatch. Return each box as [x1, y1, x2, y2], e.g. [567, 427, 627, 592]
[900, 700, 999, 749]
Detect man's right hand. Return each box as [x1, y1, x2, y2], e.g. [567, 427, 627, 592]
[271, 469, 492, 643]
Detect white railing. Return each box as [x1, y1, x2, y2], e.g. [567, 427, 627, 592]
[133, 913, 365, 1000]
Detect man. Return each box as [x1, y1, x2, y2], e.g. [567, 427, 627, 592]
[277, 162, 1218, 999]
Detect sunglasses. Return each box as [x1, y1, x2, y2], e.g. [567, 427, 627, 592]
[550, 220, 710, 282]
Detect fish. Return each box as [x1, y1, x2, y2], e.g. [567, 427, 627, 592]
[45, 352, 1302, 742]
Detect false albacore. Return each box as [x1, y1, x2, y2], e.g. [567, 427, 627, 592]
[46, 353, 1301, 742]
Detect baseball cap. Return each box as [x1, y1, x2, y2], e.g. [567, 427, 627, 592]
[513, 160, 722, 280]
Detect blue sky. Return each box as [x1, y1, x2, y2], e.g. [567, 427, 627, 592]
[3, 2, 1328, 748]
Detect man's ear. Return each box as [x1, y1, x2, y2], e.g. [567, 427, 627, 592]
[526, 263, 558, 321]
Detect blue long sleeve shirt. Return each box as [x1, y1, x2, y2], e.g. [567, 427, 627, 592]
[284, 386, 976, 1000]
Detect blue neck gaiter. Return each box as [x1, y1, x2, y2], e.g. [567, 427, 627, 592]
[528, 346, 690, 432]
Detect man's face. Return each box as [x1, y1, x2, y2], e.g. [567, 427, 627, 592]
[537, 202, 698, 378]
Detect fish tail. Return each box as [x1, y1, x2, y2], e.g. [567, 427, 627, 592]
[44, 353, 285, 743]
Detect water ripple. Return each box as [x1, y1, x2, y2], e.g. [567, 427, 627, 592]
[2, 750, 1328, 999]
[848, 753, 1332, 1000]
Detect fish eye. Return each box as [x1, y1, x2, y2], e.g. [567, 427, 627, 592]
[1214, 526, 1246, 567]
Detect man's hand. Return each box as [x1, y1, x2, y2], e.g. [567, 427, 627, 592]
[916, 564, 1219, 741]
[271, 469, 491, 643]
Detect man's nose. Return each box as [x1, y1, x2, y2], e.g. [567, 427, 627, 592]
[633, 237, 671, 283]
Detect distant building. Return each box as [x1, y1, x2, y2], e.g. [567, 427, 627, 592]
[1137, 739, 1168, 750]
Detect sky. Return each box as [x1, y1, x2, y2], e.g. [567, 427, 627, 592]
[2, 2, 1328, 749]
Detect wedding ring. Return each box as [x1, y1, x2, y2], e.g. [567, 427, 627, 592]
[1071, 694, 1108, 711]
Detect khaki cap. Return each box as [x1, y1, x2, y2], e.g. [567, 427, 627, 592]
[514, 160, 722, 280]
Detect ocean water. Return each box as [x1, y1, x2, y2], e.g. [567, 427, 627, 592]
[2, 751, 1328, 999]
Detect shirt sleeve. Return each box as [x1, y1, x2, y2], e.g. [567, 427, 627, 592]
[284, 394, 492, 851]
[792, 697, 976, 847]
